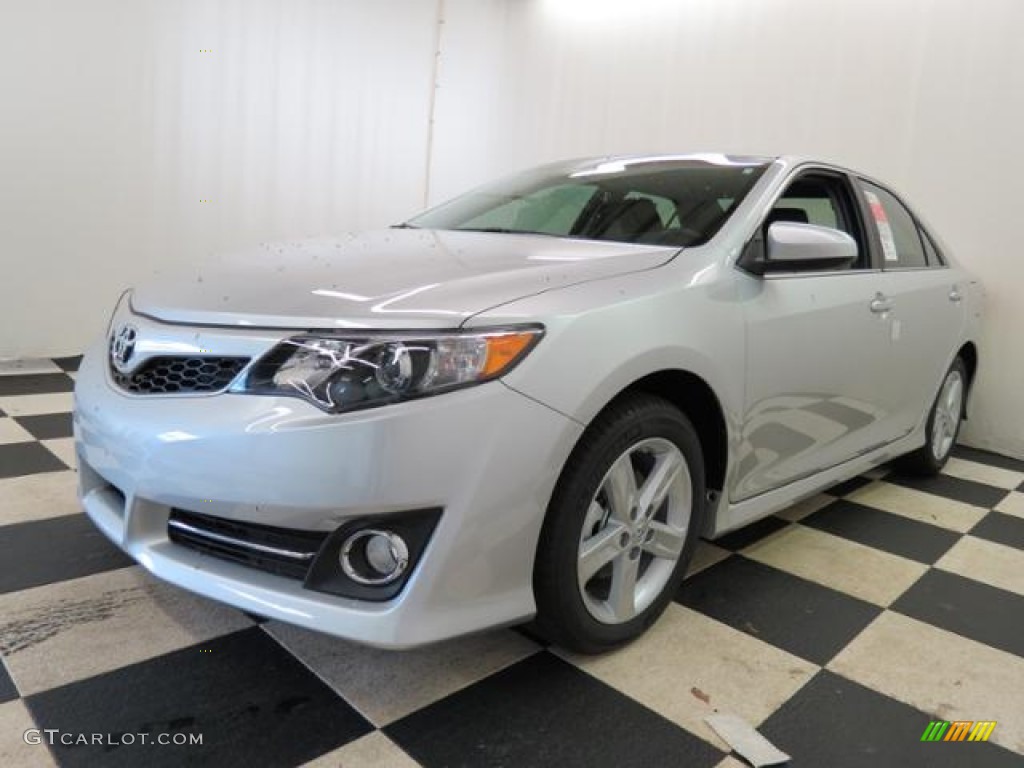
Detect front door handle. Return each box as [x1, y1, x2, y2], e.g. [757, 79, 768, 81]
[869, 293, 894, 314]
[949, 286, 963, 303]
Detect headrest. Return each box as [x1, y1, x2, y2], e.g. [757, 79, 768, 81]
[766, 207, 809, 226]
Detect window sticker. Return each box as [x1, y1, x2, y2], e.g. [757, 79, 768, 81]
[864, 188, 899, 262]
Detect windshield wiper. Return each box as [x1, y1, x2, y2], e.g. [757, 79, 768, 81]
[455, 227, 558, 236]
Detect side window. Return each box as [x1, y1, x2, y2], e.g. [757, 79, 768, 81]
[859, 181, 927, 268]
[770, 196, 838, 229]
[766, 173, 868, 269]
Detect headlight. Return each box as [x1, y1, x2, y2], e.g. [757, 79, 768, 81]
[234, 326, 543, 413]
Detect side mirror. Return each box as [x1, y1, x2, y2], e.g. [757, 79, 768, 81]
[764, 222, 858, 272]
[740, 222, 859, 275]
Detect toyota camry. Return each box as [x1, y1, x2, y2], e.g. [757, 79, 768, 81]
[74, 154, 982, 652]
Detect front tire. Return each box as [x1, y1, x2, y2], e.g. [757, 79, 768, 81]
[533, 394, 705, 654]
[895, 357, 967, 476]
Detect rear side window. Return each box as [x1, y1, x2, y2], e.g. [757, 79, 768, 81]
[860, 181, 927, 269]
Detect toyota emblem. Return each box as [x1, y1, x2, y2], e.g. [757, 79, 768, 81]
[109, 325, 138, 372]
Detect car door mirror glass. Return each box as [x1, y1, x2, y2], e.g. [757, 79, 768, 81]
[763, 221, 858, 272]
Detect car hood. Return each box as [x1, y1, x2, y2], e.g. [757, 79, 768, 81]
[131, 229, 679, 329]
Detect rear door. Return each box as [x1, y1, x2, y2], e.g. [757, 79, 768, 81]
[735, 169, 901, 501]
[856, 179, 965, 435]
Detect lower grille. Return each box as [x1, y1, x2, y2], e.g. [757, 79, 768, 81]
[167, 509, 328, 580]
[112, 356, 249, 395]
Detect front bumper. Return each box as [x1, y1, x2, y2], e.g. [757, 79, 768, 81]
[74, 328, 582, 648]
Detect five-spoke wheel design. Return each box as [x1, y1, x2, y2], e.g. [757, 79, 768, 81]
[577, 437, 691, 624]
[533, 394, 704, 653]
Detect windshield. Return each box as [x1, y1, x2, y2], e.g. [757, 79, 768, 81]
[408, 156, 770, 247]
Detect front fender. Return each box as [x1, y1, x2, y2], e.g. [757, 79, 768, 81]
[471, 260, 746, 437]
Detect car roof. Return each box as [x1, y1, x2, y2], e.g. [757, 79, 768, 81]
[568, 153, 849, 172]
[569, 152, 776, 166]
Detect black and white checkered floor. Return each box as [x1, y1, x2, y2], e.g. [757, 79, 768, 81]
[1, 357, 1023, 767]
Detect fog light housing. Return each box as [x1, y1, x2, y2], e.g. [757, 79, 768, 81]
[340, 529, 409, 585]
[304, 508, 441, 601]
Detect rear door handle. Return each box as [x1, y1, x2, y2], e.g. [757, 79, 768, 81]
[869, 294, 894, 314]
[949, 286, 963, 303]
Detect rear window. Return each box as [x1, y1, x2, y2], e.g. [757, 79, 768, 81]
[408, 156, 770, 247]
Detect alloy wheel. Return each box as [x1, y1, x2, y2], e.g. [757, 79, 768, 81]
[931, 368, 964, 461]
[576, 437, 692, 625]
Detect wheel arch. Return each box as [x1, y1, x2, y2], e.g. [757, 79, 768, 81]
[957, 341, 978, 417]
[589, 369, 729, 501]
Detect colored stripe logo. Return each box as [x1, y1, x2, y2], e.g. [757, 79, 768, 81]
[921, 720, 996, 742]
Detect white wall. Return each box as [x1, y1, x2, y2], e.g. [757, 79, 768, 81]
[0, 0, 439, 357]
[429, 0, 1024, 457]
[2, 0, 1022, 457]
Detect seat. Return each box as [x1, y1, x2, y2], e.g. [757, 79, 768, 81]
[599, 198, 662, 240]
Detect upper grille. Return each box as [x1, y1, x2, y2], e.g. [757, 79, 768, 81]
[167, 508, 328, 580]
[112, 356, 249, 395]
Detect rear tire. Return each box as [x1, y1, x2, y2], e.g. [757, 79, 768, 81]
[895, 357, 967, 476]
[533, 394, 705, 654]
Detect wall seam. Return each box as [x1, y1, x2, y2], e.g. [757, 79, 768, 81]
[423, 0, 446, 207]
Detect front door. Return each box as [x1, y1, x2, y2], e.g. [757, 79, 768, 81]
[734, 169, 900, 501]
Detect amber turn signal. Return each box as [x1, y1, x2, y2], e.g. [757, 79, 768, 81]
[482, 332, 542, 377]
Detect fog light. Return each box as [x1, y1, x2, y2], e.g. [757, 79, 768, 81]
[306, 508, 441, 601]
[339, 529, 409, 585]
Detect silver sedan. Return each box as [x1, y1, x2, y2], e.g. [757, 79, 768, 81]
[74, 154, 981, 652]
